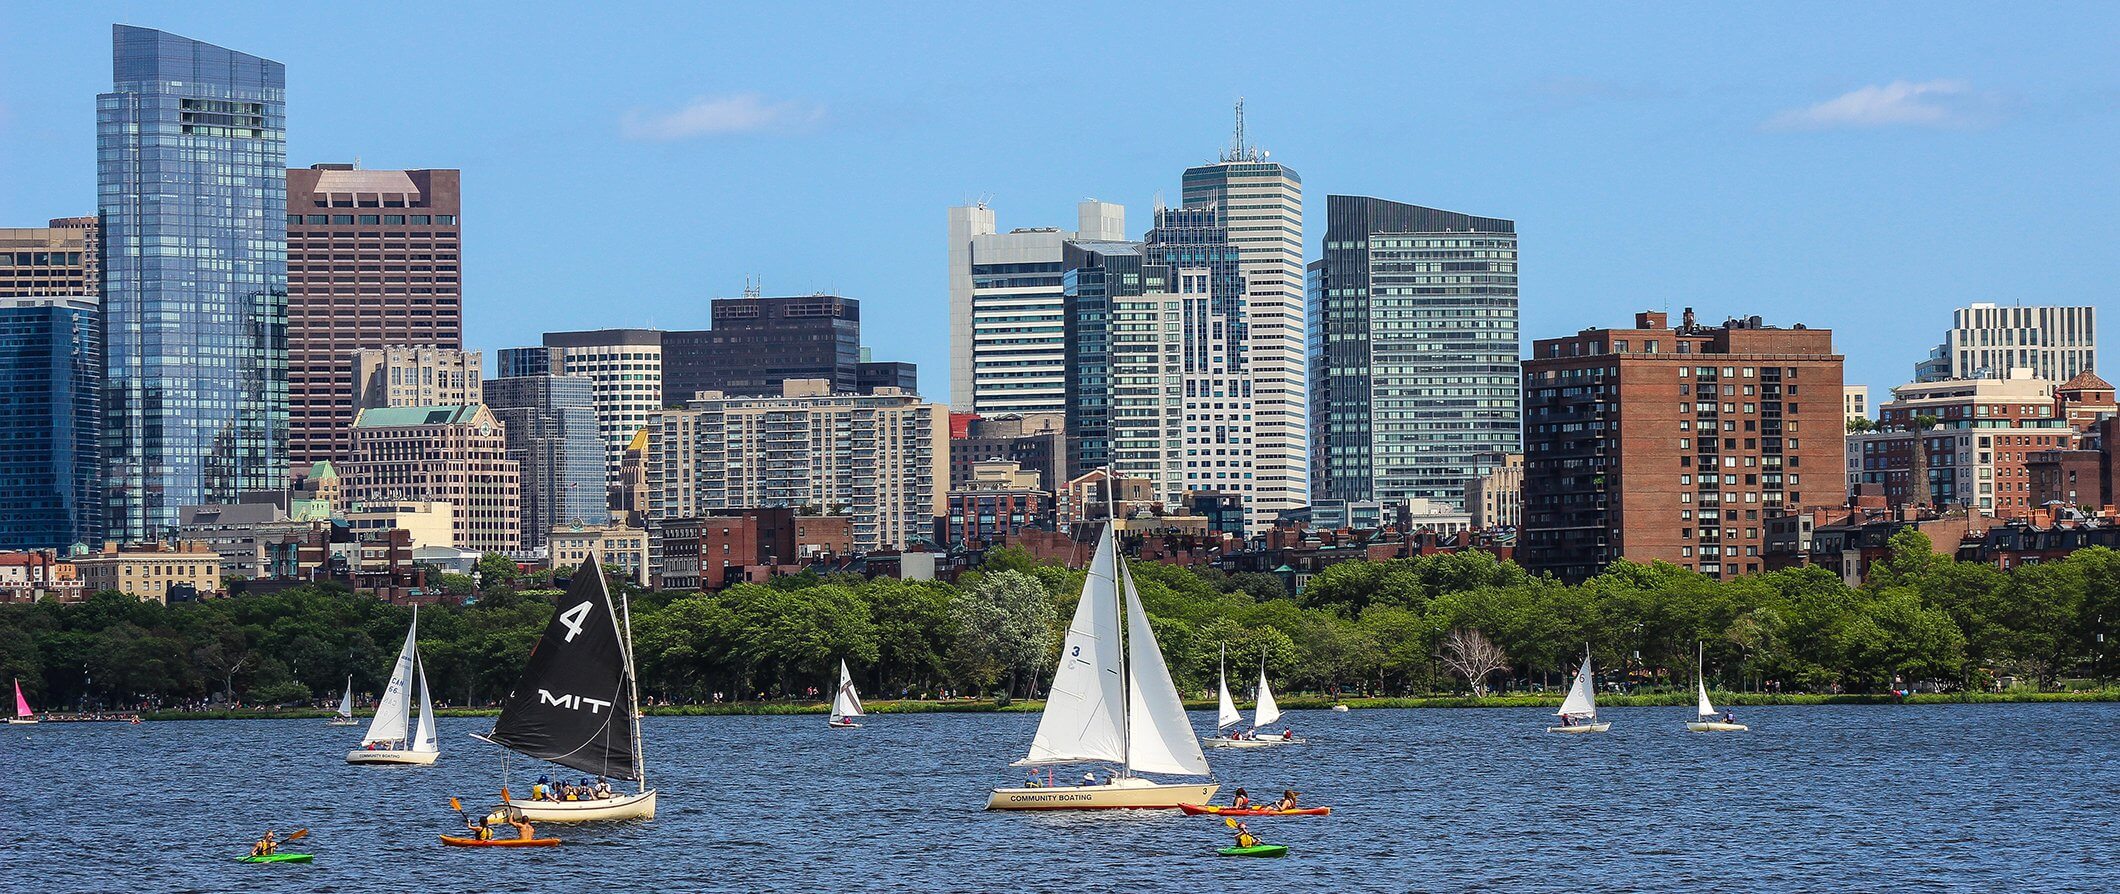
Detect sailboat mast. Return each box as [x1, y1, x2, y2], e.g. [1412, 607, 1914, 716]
[405, 605, 419, 740]
[1107, 470, 1131, 779]
[619, 571, 647, 791]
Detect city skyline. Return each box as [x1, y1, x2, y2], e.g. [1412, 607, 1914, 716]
[4, 5, 2116, 410]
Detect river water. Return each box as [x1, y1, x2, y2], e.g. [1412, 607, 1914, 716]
[5, 703, 2116, 892]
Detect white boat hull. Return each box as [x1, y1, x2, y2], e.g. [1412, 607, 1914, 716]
[1202, 735, 1306, 748]
[506, 788, 656, 822]
[8, 718, 37, 725]
[987, 778, 1218, 811]
[327, 717, 359, 726]
[346, 748, 438, 765]
[1331, 705, 1349, 712]
[828, 720, 861, 729]
[1686, 721, 1749, 732]
[1546, 722, 1612, 734]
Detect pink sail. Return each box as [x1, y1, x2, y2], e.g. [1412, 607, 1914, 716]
[14, 679, 31, 717]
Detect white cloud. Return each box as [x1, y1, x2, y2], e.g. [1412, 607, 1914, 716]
[621, 93, 824, 140]
[1765, 80, 2004, 132]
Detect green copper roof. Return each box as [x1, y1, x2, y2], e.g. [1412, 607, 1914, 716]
[352, 405, 484, 428]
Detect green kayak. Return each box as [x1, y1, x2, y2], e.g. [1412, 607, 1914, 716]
[237, 853, 313, 864]
[1217, 844, 1288, 858]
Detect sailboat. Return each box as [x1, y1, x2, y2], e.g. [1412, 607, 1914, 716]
[986, 520, 1219, 810]
[1686, 643, 1748, 732]
[479, 554, 656, 822]
[10, 678, 37, 725]
[328, 675, 358, 726]
[1547, 648, 1611, 734]
[1202, 650, 1303, 747]
[1201, 646, 1259, 749]
[829, 660, 864, 729]
[347, 607, 440, 764]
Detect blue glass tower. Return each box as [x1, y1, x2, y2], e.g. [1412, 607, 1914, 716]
[98, 26, 287, 541]
[485, 372, 610, 550]
[0, 297, 103, 549]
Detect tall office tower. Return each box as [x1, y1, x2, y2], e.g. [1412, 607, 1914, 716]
[1063, 209, 1256, 524]
[1308, 195, 1520, 511]
[646, 380, 944, 552]
[497, 345, 559, 378]
[662, 294, 862, 401]
[0, 224, 95, 297]
[343, 405, 521, 554]
[540, 329, 664, 485]
[351, 346, 482, 410]
[285, 165, 463, 465]
[0, 297, 103, 549]
[1913, 303, 2098, 384]
[949, 200, 1125, 416]
[485, 373, 608, 551]
[1522, 311, 1845, 583]
[1181, 106, 1308, 519]
[100, 26, 287, 542]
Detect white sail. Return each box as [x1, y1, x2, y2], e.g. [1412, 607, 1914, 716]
[362, 608, 419, 746]
[1252, 662, 1282, 729]
[413, 657, 438, 753]
[1019, 526, 1127, 766]
[1555, 653, 1598, 718]
[1696, 645, 1717, 717]
[832, 660, 865, 721]
[1121, 563, 1210, 777]
[1216, 654, 1241, 730]
[336, 677, 353, 719]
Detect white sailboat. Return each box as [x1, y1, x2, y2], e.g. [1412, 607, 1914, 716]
[347, 606, 440, 764]
[1547, 648, 1611, 734]
[1203, 650, 1304, 747]
[1201, 646, 1266, 749]
[987, 521, 1219, 810]
[10, 678, 37, 725]
[328, 675, 358, 726]
[1686, 643, 1748, 732]
[482, 553, 656, 821]
[829, 660, 864, 729]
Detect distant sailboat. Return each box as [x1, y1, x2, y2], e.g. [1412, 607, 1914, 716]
[1202, 646, 1264, 749]
[1686, 643, 1748, 732]
[829, 660, 864, 729]
[1203, 650, 1303, 747]
[10, 678, 36, 725]
[347, 607, 440, 764]
[328, 675, 358, 726]
[986, 520, 1219, 810]
[481, 554, 657, 821]
[1547, 648, 1611, 734]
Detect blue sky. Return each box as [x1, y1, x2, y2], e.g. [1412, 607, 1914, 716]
[4, 2, 2116, 406]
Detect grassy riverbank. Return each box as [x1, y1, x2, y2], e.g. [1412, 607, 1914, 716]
[136, 688, 2120, 721]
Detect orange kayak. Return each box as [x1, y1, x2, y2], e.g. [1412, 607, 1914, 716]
[439, 835, 562, 847]
[1179, 803, 1331, 817]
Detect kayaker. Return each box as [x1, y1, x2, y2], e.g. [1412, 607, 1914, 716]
[1232, 822, 1259, 849]
[249, 830, 279, 858]
[1274, 789, 1300, 811]
[506, 807, 537, 841]
[1230, 787, 1252, 809]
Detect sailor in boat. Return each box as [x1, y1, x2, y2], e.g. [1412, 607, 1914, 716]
[1229, 788, 1252, 809]
[1023, 771, 1041, 789]
[1079, 771, 1104, 787]
[594, 778, 613, 799]
[1280, 728, 1295, 741]
[531, 775, 551, 801]
[249, 831, 279, 858]
[1722, 709, 1736, 725]
[1274, 790, 1301, 811]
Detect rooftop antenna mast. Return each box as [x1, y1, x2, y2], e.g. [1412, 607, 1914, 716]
[743, 275, 761, 298]
[1226, 97, 1248, 162]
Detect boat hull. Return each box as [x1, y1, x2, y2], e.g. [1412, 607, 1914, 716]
[346, 748, 438, 765]
[1202, 735, 1305, 748]
[1546, 722, 1612, 734]
[828, 720, 861, 729]
[1178, 803, 1331, 817]
[440, 835, 562, 848]
[505, 789, 656, 822]
[986, 780, 1219, 811]
[237, 853, 313, 864]
[1330, 705, 1349, 712]
[7, 718, 38, 725]
[1686, 721, 1749, 731]
[1218, 844, 1289, 858]
[327, 717, 359, 726]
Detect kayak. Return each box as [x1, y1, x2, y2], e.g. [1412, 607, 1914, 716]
[1217, 844, 1289, 858]
[440, 835, 562, 848]
[1180, 803, 1331, 817]
[236, 853, 313, 864]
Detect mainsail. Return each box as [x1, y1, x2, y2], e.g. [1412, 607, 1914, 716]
[1696, 644, 1718, 717]
[1556, 652, 1598, 718]
[1216, 649, 1241, 730]
[831, 660, 865, 722]
[1018, 526, 1127, 767]
[414, 657, 438, 753]
[1252, 659, 1282, 730]
[482, 557, 642, 781]
[1120, 561, 1211, 777]
[363, 607, 420, 746]
[335, 676, 354, 720]
[14, 679, 32, 718]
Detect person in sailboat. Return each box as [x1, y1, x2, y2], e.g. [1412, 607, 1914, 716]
[1080, 771, 1102, 787]
[1722, 709, 1735, 725]
[1280, 728, 1295, 741]
[594, 778, 613, 799]
[531, 775, 551, 801]
[1023, 771, 1041, 789]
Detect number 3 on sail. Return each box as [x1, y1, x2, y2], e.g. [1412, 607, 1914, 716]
[473, 554, 657, 821]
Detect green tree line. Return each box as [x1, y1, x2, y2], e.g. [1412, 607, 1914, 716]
[2, 530, 2114, 709]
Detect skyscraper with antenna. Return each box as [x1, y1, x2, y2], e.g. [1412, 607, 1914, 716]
[1182, 99, 1308, 522]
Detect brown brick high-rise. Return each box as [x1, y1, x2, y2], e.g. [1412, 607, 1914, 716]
[1522, 309, 1845, 583]
[286, 165, 462, 467]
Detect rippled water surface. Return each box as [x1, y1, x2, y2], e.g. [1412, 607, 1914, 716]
[8, 704, 2119, 892]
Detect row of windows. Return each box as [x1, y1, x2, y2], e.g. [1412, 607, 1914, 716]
[291, 214, 457, 226]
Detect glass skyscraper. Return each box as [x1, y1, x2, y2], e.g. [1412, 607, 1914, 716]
[0, 297, 103, 549]
[1309, 195, 1519, 510]
[99, 26, 288, 541]
[485, 373, 610, 551]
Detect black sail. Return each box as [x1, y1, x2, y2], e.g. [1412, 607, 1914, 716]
[485, 556, 640, 781]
